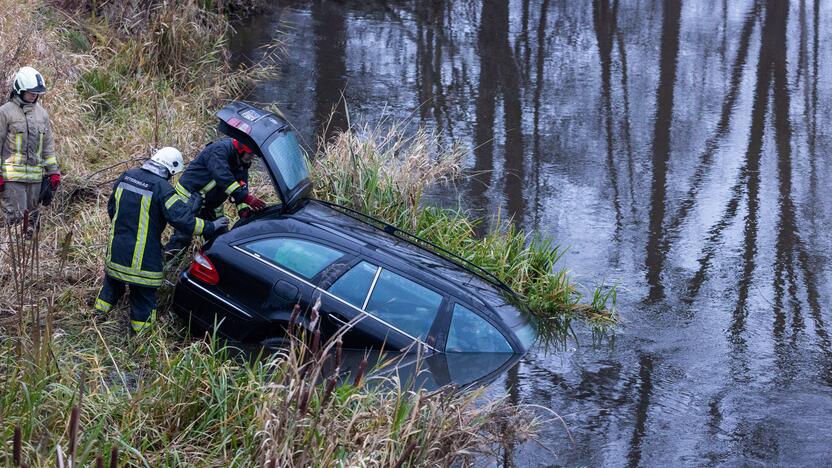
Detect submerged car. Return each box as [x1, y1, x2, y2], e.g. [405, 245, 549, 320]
[172, 102, 537, 354]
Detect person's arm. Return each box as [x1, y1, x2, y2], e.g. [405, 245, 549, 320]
[234, 170, 252, 215]
[41, 112, 59, 175]
[204, 143, 249, 203]
[107, 175, 123, 219]
[159, 182, 215, 237]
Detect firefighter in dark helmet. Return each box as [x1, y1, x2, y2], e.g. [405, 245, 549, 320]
[94, 147, 229, 334]
[163, 138, 266, 255]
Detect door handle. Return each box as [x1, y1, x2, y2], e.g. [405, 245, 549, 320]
[272, 280, 299, 302]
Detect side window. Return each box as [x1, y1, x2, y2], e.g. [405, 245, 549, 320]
[446, 304, 513, 353]
[244, 237, 343, 279]
[328, 261, 379, 308]
[364, 269, 442, 341]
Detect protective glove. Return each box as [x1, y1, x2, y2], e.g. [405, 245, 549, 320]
[0, 175, 5, 193]
[49, 173, 61, 190]
[211, 216, 230, 232]
[243, 194, 267, 211]
[238, 207, 252, 219]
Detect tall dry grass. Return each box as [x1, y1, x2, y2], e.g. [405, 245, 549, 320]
[1, 224, 536, 466]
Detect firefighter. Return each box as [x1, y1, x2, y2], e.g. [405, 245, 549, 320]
[0, 66, 60, 232]
[94, 147, 229, 334]
[163, 137, 266, 255]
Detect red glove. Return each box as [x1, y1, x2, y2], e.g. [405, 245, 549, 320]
[0, 176, 5, 193]
[49, 173, 61, 190]
[238, 207, 252, 218]
[244, 194, 266, 211]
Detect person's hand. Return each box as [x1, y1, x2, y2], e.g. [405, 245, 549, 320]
[244, 194, 267, 211]
[0, 176, 5, 193]
[238, 207, 252, 219]
[49, 173, 61, 190]
[211, 216, 229, 232]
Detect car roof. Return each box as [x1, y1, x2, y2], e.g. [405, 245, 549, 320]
[224, 201, 526, 326]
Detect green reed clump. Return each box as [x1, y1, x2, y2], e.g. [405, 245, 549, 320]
[311, 121, 464, 229]
[311, 123, 617, 340]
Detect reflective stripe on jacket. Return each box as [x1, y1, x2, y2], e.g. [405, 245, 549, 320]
[106, 167, 214, 287]
[0, 95, 59, 182]
[176, 139, 250, 209]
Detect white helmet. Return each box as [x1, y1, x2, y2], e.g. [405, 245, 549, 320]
[150, 147, 184, 175]
[13, 66, 47, 95]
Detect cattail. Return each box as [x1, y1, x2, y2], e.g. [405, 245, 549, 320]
[288, 304, 301, 329]
[353, 355, 368, 387]
[311, 330, 320, 355]
[109, 446, 119, 468]
[298, 384, 311, 415]
[322, 376, 337, 406]
[334, 337, 343, 371]
[68, 405, 80, 462]
[309, 296, 321, 329]
[13, 425, 21, 466]
[95, 456, 104, 468]
[267, 458, 276, 468]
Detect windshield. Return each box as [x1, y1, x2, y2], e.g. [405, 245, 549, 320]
[265, 131, 307, 191]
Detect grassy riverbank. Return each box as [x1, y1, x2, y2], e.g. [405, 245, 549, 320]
[1, 0, 609, 466]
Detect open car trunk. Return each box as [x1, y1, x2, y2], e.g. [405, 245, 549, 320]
[216, 102, 311, 211]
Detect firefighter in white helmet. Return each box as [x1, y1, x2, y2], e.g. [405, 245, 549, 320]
[94, 147, 229, 334]
[0, 66, 61, 232]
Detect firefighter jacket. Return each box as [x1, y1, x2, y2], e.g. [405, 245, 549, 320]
[0, 94, 59, 182]
[106, 165, 215, 287]
[174, 139, 251, 213]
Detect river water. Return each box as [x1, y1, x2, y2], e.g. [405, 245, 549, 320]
[230, 1, 832, 465]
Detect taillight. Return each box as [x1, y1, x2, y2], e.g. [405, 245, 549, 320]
[189, 251, 220, 285]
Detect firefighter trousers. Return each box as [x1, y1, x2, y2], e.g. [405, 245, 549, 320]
[1, 181, 40, 227]
[94, 274, 157, 333]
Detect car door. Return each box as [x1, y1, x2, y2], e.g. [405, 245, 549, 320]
[319, 262, 445, 353]
[318, 261, 430, 353]
[232, 235, 346, 335]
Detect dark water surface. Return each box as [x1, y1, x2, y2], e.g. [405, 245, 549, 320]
[231, 1, 832, 465]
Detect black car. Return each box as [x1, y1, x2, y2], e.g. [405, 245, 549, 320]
[172, 102, 537, 354]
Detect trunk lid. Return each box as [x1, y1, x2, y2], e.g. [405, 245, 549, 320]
[216, 101, 311, 211]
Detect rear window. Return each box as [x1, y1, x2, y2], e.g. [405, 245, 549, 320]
[265, 131, 308, 191]
[244, 237, 343, 279]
